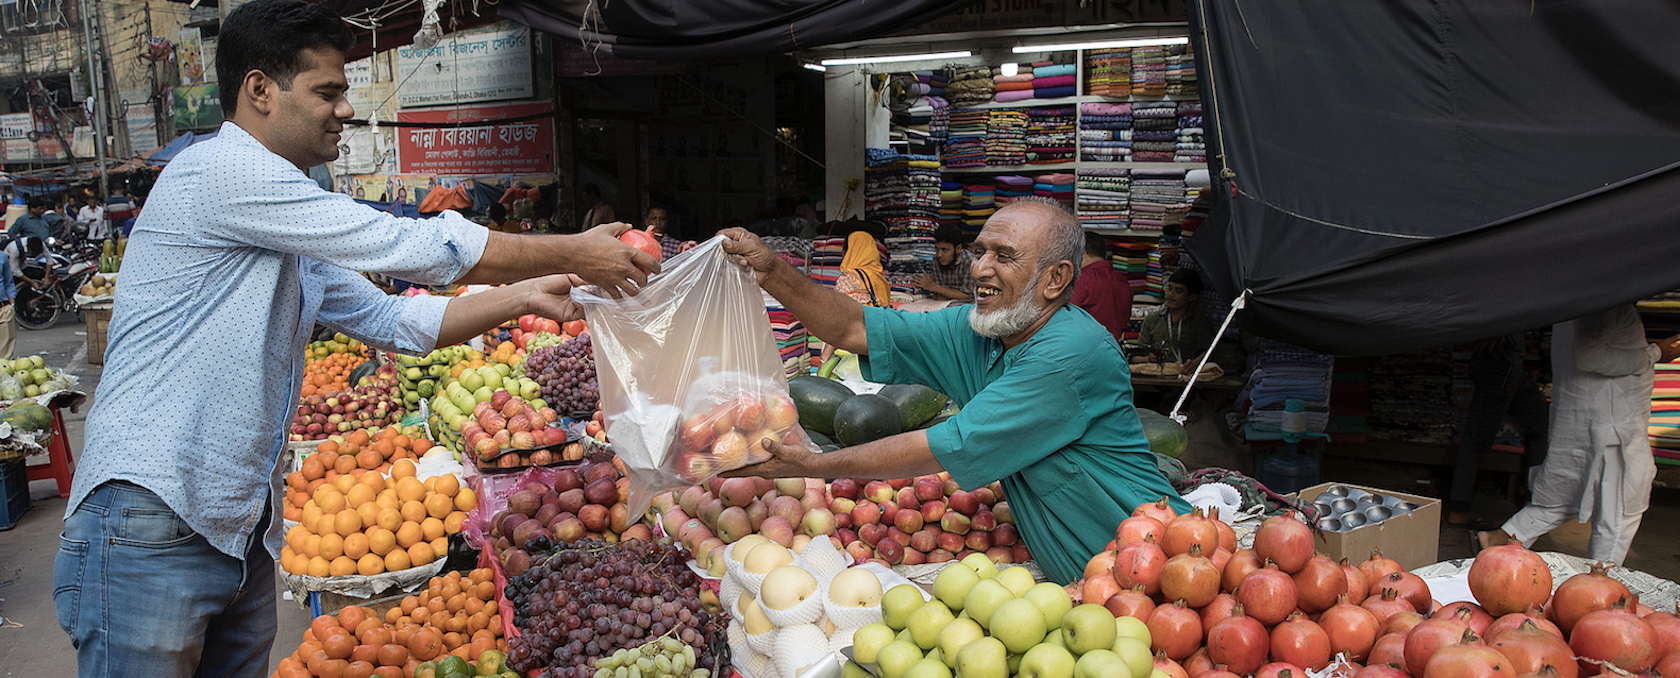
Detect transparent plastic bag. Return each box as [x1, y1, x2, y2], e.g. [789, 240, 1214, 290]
[572, 235, 819, 518]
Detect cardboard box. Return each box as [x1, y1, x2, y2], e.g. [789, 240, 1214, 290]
[1292, 482, 1442, 571]
[84, 305, 112, 366]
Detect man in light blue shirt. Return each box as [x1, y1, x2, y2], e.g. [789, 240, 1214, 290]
[0, 250, 14, 358]
[51, 1, 659, 675]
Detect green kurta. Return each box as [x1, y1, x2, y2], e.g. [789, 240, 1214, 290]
[860, 304, 1192, 584]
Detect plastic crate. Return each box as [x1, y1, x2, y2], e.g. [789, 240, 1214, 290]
[1, 459, 30, 530]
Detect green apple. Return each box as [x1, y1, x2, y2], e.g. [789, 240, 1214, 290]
[988, 598, 1048, 654]
[450, 392, 476, 414]
[883, 585, 927, 631]
[960, 553, 1000, 580]
[1111, 638, 1152, 678]
[473, 386, 494, 403]
[1018, 643, 1076, 678]
[962, 579, 1016, 631]
[1010, 654, 1023, 676]
[1113, 617, 1151, 647]
[898, 628, 915, 643]
[937, 618, 984, 668]
[495, 363, 512, 377]
[877, 640, 924, 678]
[519, 379, 542, 400]
[405, 367, 424, 380]
[1044, 629, 1065, 647]
[1062, 604, 1119, 656]
[925, 649, 943, 666]
[844, 662, 874, 678]
[459, 371, 485, 392]
[1024, 582, 1074, 630]
[933, 563, 981, 611]
[996, 566, 1037, 597]
[906, 657, 952, 678]
[908, 601, 956, 650]
[953, 637, 1008, 678]
[1073, 650, 1133, 678]
[853, 623, 896, 664]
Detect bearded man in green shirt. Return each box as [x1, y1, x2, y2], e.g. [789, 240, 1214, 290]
[720, 197, 1190, 584]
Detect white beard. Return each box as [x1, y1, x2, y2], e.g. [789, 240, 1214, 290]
[969, 271, 1043, 339]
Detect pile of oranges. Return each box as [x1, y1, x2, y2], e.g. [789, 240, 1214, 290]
[280, 458, 478, 578]
[274, 569, 506, 678]
[302, 352, 366, 397]
[284, 428, 435, 522]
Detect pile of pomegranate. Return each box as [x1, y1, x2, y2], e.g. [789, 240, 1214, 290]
[1073, 499, 1680, 678]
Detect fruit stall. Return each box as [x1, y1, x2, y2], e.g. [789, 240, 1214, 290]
[263, 269, 1680, 678]
[0, 356, 85, 529]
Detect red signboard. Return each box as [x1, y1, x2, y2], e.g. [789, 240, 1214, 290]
[397, 102, 554, 175]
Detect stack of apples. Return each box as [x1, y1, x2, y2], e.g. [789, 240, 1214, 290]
[461, 390, 568, 468]
[849, 554, 1155, 678]
[483, 458, 649, 577]
[668, 391, 801, 482]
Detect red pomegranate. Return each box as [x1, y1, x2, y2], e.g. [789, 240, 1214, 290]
[1271, 612, 1334, 670]
[1513, 667, 1564, 678]
[1161, 545, 1222, 608]
[1257, 662, 1309, 678]
[1209, 547, 1233, 575]
[1134, 496, 1179, 524]
[1355, 664, 1411, 678]
[1486, 608, 1562, 642]
[1183, 648, 1216, 678]
[1105, 585, 1157, 620]
[1201, 593, 1239, 630]
[1203, 669, 1244, 678]
[1362, 588, 1418, 626]
[1206, 605, 1271, 677]
[1117, 514, 1166, 546]
[1084, 575, 1123, 606]
[1652, 652, 1680, 678]
[1359, 549, 1404, 583]
[1085, 547, 1119, 580]
[1644, 606, 1680, 653]
[1295, 555, 1352, 614]
[1343, 558, 1372, 603]
[1567, 599, 1659, 675]
[1381, 611, 1427, 637]
[1156, 653, 1191, 678]
[1224, 549, 1264, 594]
[1422, 642, 1516, 678]
[1148, 600, 1205, 661]
[1163, 508, 1222, 557]
[1405, 623, 1481, 677]
[1466, 543, 1552, 617]
[1437, 602, 1495, 636]
[1487, 620, 1578, 678]
[1210, 508, 1238, 553]
[1320, 594, 1382, 662]
[1113, 536, 1168, 596]
[1549, 563, 1631, 636]
[1368, 633, 1408, 668]
[1254, 514, 1315, 574]
[1377, 571, 1432, 614]
[1238, 561, 1300, 626]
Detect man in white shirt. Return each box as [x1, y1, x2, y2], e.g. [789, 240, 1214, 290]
[76, 194, 106, 241]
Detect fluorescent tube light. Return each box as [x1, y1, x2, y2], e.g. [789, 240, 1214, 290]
[803, 63, 827, 72]
[1013, 37, 1188, 53]
[821, 51, 972, 66]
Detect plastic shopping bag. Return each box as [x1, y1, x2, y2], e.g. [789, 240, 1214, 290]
[571, 235, 819, 518]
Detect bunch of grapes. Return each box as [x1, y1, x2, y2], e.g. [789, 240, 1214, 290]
[504, 538, 724, 678]
[592, 636, 709, 678]
[525, 333, 600, 413]
[528, 332, 566, 351]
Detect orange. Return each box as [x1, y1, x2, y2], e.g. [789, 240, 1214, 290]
[314, 486, 346, 514]
[307, 556, 332, 577]
[423, 495, 453, 520]
[384, 549, 411, 573]
[303, 534, 323, 559]
[393, 435, 412, 450]
[318, 533, 344, 560]
[430, 537, 449, 558]
[394, 477, 425, 502]
[411, 439, 433, 456]
[300, 506, 324, 533]
[452, 488, 476, 512]
[345, 484, 375, 509]
[342, 532, 370, 560]
[390, 459, 417, 480]
[357, 552, 385, 576]
[356, 448, 382, 470]
[395, 523, 424, 549]
[329, 556, 357, 577]
[407, 542, 433, 566]
[374, 490, 399, 511]
[420, 517, 446, 542]
[359, 473, 387, 494]
[422, 476, 438, 493]
[333, 474, 358, 494]
[434, 475, 460, 498]
[375, 507, 403, 532]
[349, 429, 371, 447]
[334, 454, 359, 475]
[286, 526, 309, 552]
[356, 502, 379, 530]
[317, 440, 340, 454]
[400, 501, 427, 524]
[367, 528, 396, 556]
[443, 512, 465, 534]
[333, 509, 363, 536]
[301, 456, 326, 482]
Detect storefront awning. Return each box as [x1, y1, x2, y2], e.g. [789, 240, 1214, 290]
[147, 131, 218, 165]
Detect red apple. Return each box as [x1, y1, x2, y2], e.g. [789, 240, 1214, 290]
[864, 481, 896, 504]
[670, 450, 714, 483]
[921, 500, 947, 523]
[910, 529, 940, 553]
[944, 479, 962, 496]
[876, 538, 905, 565]
[929, 549, 957, 563]
[894, 509, 924, 534]
[829, 497, 856, 515]
[886, 527, 911, 546]
[903, 549, 927, 565]
[718, 477, 756, 508]
[965, 530, 992, 551]
[992, 523, 1019, 547]
[938, 532, 966, 553]
[851, 502, 881, 526]
[972, 487, 997, 507]
[971, 510, 997, 532]
[830, 478, 861, 500]
[986, 546, 1013, 563]
[948, 490, 980, 516]
[887, 478, 913, 490]
[993, 501, 1013, 524]
[858, 523, 888, 546]
[834, 513, 853, 530]
[914, 478, 945, 503]
[879, 501, 900, 525]
[836, 528, 858, 546]
[678, 415, 715, 452]
[941, 512, 972, 535]
[847, 541, 874, 562]
[1011, 544, 1031, 562]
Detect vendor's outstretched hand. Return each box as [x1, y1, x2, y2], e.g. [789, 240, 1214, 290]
[718, 228, 781, 284]
[721, 434, 817, 480]
[521, 274, 587, 323]
[570, 222, 661, 298]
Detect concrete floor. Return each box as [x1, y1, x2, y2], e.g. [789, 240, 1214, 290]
[1, 320, 1678, 675]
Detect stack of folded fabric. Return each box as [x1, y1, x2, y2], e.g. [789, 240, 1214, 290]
[1025, 106, 1076, 164]
[1142, 242, 1166, 304]
[1028, 62, 1077, 99]
[863, 149, 942, 285]
[993, 175, 1033, 207]
[809, 236, 846, 285]
[992, 63, 1035, 103]
[1033, 172, 1076, 210]
[961, 180, 997, 232]
[1129, 169, 1188, 231]
[939, 181, 964, 228]
[1086, 49, 1132, 97]
[944, 108, 990, 168]
[1246, 340, 1334, 440]
[1079, 102, 1133, 162]
[1076, 168, 1130, 230]
[864, 148, 912, 222]
[1165, 45, 1198, 96]
[1131, 102, 1179, 162]
[764, 292, 811, 379]
[1131, 46, 1168, 97]
[1179, 190, 1209, 239]
[986, 109, 1030, 166]
[1653, 363, 1680, 466]
[1109, 240, 1153, 303]
[946, 66, 996, 107]
[1175, 101, 1205, 164]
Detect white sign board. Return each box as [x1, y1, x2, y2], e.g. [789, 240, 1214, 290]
[394, 25, 533, 108]
[0, 113, 30, 141]
[126, 103, 158, 152]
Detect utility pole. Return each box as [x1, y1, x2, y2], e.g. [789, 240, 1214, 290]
[95, 0, 123, 158]
[78, 0, 110, 199]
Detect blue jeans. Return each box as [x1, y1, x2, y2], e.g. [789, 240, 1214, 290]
[54, 481, 276, 678]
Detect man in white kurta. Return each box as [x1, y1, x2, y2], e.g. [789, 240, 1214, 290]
[1481, 305, 1680, 563]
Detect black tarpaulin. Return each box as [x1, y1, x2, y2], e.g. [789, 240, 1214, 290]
[1185, 0, 1680, 356]
[497, 0, 977, 61]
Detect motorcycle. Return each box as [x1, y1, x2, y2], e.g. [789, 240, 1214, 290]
[12, 237, 97, 330]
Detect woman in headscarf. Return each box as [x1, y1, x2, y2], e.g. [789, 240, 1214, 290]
[824, 231, 890, 363]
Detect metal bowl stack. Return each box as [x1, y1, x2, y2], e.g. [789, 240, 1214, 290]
[1312, 486, 1414, 532]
